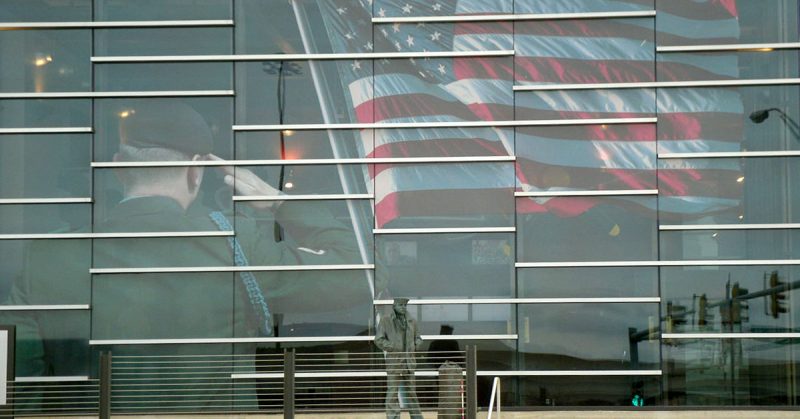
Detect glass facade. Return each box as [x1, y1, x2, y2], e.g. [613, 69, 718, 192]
[1, 0, 799, 411]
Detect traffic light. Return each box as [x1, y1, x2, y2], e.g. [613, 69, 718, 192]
[698, 294, 711, 326]
[769, 271, 788, 318]
[731, 282, 749, 324]
[666, 302, 687, 333]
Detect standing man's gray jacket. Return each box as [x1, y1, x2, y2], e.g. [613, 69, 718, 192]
[375, 312, 423, 372]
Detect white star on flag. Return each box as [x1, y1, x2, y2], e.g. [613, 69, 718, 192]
[437, 63, 446, 74]
[401, 3, 413, 14]
[351, 60, 361, 71]
[377, 7, 386, 17]
[432, 3, 442, 11]
[431, 31, 442, 41]
[336, 7, 347, 15]
[392, 23, 401, 33]
[406, 35, 414, 47]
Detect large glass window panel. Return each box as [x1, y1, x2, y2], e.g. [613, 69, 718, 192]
[0, 204, 90, 234]
[0, 310, 89, 377]
[235, 130, 369, 160]
[0, 0, 91, 22]
[514, 18, 654, 85]
[94, 0, 231, 20]
[374, 57, 513, 123]
[375, 233, 514, 298]
[94, 63, 231, 91]
[94, 27, 232, 56]
[658, 50, 799, 82]
[519, 303, 660, 371]
[663, 338, 800, 405]
[518, 376, 661, 407]
[374, 21, 512, 53]
[375, 0, 512, 17]
[516, 124, 656, 192]
[660, 229, 800, 261]
[0, 99, 91, 127]
[659, 157, 800, 225]
[374, 127, 512, 158]
[92, 273, 234, 339]
[233, 200, 373, 266]
[0, 239, 90, 305]
[375, 162, 515, 228]
[518, 267, 658, 299]
[94, 98, 233, 162]
[516, 0, 653, 13]
[93, 168, 233, 233]
[661, 265, 799, 334]
[0, 134, 91, 198]
[236, 60, 366, 125]
[0, 30, 90, 92]
[233, 270, 373, 338]
[517, 196, 657, 262]
[234, 165, 370, 196]
[658, 85, 800, 154]
[516, 89, 656, 120]
[410, 303, 513, 336]
[656, 0, 799, 46]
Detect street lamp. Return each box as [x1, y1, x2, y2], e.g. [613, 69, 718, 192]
[749, 108, 800, 140]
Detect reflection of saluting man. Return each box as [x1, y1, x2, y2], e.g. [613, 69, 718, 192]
[375, 298, 423, 419]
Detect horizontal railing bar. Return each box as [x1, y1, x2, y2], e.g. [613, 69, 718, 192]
[0, 305, 89, 311]
[92, 336, 375, 345]
[0, 231, 235, 240]
[111, 387, 281, 392]
[479, 370, 662, 376]
[515, 189, 657, 197]
[234, 194, 373, 201]
[660, 223, 800, 231]
[91, 264, 374, 274]
[91, 50, 515, 63]
[659, 150, 800, 159]
[0, 198, 92, 204]
[657, 42, 800, 53]
[515, 78, 800, 91]
[373, 227, 514, 234]
[9, 389, 98, 394]
[15, 376, 91, 383]
[113, 353, 283, 358]
[0, 91, 234, 99]
[373, 298, 658, 304]
[662, 333, 800, 339]
[234, 117, 656, 131]
[516, 260, 800, 267]
[372, 10, 655, 23]
[0, 127, 92, 134]
[0, 20, 234, 29]
[111, 382, 281, 388]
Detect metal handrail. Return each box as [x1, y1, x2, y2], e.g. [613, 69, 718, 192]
[487, 376, 501, 419]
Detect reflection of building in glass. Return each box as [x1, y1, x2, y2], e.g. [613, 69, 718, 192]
[0, 0, 799, 412]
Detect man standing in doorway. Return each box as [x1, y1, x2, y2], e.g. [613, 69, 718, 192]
[375, 298, 423, 419]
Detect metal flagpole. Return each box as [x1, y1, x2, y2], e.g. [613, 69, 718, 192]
[290, 0, 375, 297]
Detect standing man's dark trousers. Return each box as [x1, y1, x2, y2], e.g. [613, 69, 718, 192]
[386, 369, 422, 419]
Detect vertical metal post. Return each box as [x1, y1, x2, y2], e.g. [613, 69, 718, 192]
[99, 351, 111, 419]
[466, 345, 477, 419]
[283, 349, 295, 419]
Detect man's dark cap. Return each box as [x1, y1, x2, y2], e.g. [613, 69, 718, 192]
[393, 297, 410, 305]
[119, 101, 213, 156]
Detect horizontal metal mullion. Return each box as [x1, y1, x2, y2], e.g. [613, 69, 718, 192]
[515, 189, 657, 197]
[372, 10, 655, 24]
[660, 223, 800, 231]
[0, 91, 234, 99]
[373, 298, 659, 304]
[479, 370, 662, 377]
[421, 334, 517, 340]
[0, 198, 92, 204]
[233, 117, 656, 131]
[90, 50, 515, 63]
[90, 264, 374, 274]
[15, 376, 91, 383]
[373, 227, 515, 234]
[515, 78, 800, 91]
[659, 150, 800, 159]
[0, 127, 92, 134]
[514, 82, 658, 91]
[91, 156, 516, 167]
[234, 194, 373, 201]
[0, 305, 89, 311]
[657, 42, 800, 53]
[0, 20, 234, 29]
[91, 336, 375, 345]
[516, 260, 800, 268]
[0, 231, 233, 240]
[662, 333, 800, 339]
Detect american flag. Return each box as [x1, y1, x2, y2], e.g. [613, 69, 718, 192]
[303, 0, 742, 226]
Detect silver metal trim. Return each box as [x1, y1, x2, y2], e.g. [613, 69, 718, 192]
[234, 194, 374, 201]
[14, 376, 91, 383]
[374, 227, 515, 234]
[0, 91, 234, 99]
[0, 20, 234, 29]
[659, 150, 800, 159]
[663, 333, 800, 339]
[233, 118, 657, 131]
[516, 260, 800, 268]
[516, 189, 658, 197]
[90, 264, 375, 274]
[372, 10, 656, 24]
[480, 370, 662, 377]
[0, 231, 233, 240]
[374, 298, 660, 304]
[90, 336, 375, 345]
[90, 50, 515, 63]
[660, 223, 800, 231]
[515, 78, 800, 91]
[658, 42, 800, 53]
[0, 305, 89, 311]
[0, 198, 92, 204]
[0, 127, 92, 134]
[420, 334, 518, 340]
[91, 156, 516, 168]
